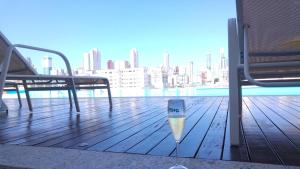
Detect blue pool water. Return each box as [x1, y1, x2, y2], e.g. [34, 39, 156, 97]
[3, 86, 300, 98]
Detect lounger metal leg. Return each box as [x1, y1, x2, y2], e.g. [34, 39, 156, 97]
[238, 83, 242, 116]
[69, 80, 80, 112]
[0, 46, 14, 113]
[67, 89, 73, 109]
[15, 85, 22, 108]
[72, 88, 80, 112]
[23, 80, 33, 111]
[0, 102, 8, 114]
[228, 18, 241, 146]
[106, 80, 112, 110]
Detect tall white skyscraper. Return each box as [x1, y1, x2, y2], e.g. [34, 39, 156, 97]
[83, 48, 101, 72]
[206, 53, 212, 70]
[189, 61, 194, 83]
[130, 48, 138, 68]
[89, 48, 101, 71]
[163, 51, 169, 69]
[42, 56, 52, 75]
[220, 48, 226, 70]
[83, 52, 90, 71]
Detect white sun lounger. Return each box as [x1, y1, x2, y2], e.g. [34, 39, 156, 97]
[0, 31, 112, 113]
[228, 0, 300, 146]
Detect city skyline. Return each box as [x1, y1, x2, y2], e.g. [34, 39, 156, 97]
[78, 47, 226, 72]
[37, 47, 227, 74]
[60, 47, 227, 73]
[39, 46, 228, 89]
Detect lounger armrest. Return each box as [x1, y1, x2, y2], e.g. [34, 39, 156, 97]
[243, 27, 300, 87]
[12, 44, 74, 76]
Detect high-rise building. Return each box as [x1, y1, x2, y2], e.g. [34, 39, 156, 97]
[89, 48, 101, 71]
[107, 60, 114, 69]
[174, 66, 179, 75]
[206, 53, 212, 70]
[51, 68, 66, 76]
[83, 48, 101, 72]
[219, 48, 229, 84]
[163, 51, 169, 69]
[188, 61, 194, 83]
[130, 48, 138, 68]
[220, 48, 226, 70]
[96, 69, 121, 88]
[96, 68, 150, 88]
[83, 52, 90, 71]
[42, 56, 52, 75]
[120, 68, 150, 88]
[149, 68, 168, 88]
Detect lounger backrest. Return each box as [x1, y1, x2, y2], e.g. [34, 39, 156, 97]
[0, 31, 37, 75]
[237, 0, 300, 63]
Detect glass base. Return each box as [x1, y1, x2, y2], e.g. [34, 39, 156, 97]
[169, 164, 188, 169]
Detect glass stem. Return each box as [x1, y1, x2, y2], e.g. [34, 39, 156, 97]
[176, 141, 179, 166]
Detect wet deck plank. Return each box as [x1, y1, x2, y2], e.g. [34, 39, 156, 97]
[1, 96, 300, 166]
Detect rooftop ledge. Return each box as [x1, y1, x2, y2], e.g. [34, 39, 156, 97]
[0, 144, 298, 169]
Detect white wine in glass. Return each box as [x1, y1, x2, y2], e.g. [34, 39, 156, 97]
[168, 115, 185, 141]
[168, 99, 187, 169]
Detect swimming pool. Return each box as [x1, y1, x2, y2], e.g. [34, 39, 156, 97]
[3, 86, 300, 98]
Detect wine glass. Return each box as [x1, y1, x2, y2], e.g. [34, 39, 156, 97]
[168, 99, 187, 169]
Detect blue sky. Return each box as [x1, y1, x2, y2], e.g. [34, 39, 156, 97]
[0, 0, 236, 72]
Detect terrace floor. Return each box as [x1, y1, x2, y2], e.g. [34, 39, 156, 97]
[0, 96, 300, 166]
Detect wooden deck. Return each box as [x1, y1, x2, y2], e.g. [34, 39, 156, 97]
[1, 96, 300, 166]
